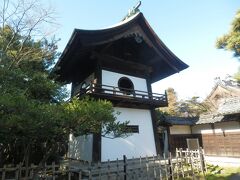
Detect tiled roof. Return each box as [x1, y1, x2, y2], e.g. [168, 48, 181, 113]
[196, 114, 224, 124]
[217, 97, 240, 114]
[206, 82, 240, 100]
[162, 97, 240, 125]
[163, 116, 198, 125]
[160, 96, 240, 126]
[196, 97, 240, 124]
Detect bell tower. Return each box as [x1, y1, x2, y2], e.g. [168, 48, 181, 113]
[55, 12, 188, 162]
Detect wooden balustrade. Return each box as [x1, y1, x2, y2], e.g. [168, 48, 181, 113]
[76, 83, 168, 107]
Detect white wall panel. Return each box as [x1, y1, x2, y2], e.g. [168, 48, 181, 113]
[101, 107, 156, 161]
[102, 70, 148, 92]
[170, 125, 191, 134]
[214, 121, 240, 133]
[192, 124, 213, 134]
[192, 121, 240, 134]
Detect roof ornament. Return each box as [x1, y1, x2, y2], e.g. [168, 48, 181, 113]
[122, 1, 141, 21]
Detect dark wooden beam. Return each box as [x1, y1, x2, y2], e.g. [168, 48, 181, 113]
[94, 52, 153, 77]
[92, 60, 102, 162]
[166, 126, 171, 153]
[147, 75, 162, 154]
[137, 24, 180, 73]
[150, 108, 162, 155]
[92, 133, 101, 162]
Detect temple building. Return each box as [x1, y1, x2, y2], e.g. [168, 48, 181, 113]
[55, 11, 188, 162]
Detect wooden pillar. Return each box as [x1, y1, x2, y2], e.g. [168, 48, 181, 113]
[92, 59, 102, 162]
[92, 133, 101, 162]
[150, 109, 162, 155]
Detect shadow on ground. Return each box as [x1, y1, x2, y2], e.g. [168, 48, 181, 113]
[203, 164, 240, 180]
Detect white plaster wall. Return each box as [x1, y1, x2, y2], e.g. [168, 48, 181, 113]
[102, 70, 148, 96]
[170, 125, 191, 134]
[68, 134, 93, 161]
[101, 107, 156, 161]
[192, 124, 213, 134]
[214, 121, 240, 133]
[192, 121, 240, 134]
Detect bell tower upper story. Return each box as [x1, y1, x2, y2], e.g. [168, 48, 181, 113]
[55, 12, 188, 108]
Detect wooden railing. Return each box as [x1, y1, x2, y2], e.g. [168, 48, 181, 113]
[76, 83, 167, 105]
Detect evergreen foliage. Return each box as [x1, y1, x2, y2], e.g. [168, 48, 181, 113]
[216, 9, 240, 82]
[158, 88, 208, 119]
[0, 0, 128, 167]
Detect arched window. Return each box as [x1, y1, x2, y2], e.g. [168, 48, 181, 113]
[118, 77, 134, 95]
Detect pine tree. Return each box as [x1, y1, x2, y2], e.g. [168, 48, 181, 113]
[216, 9, 240, 82]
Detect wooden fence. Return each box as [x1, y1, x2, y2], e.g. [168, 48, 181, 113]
[0, 148, 206, 180]
[0, 162, 70, 180]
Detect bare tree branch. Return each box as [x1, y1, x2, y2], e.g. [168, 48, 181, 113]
[0, 0, 59, 68]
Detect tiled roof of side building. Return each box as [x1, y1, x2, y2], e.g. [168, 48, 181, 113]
[217, 97, 240, 115]
[196, 97, 240, 124]
[160, 95, 240, 126]
[162, 116, 198, 125]
[196, 114, 224, 124]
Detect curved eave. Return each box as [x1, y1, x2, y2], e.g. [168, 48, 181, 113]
[55, 12, 188, 83]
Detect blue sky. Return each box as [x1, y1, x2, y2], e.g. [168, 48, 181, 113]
[46, 0, 240, 100]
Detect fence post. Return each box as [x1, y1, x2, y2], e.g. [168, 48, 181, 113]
[52, 162, 56, 180]
[199, 147, 206, 177]
[179, 149, 184, 178]
[2, 165, 6, 180]
[185, 149, 190, 177]
[163, 153, 168, 180]
[19, 162, 23, 179]
[139, 156, 142, 179]
[44, 162, 47, 178]
[78, 171, 82, 180]
[153, 155, 157, 179]
[116, 158, 119, 179]
[146, 155, 149, 179]
[29, 163, 34, 179]
[88, 161, 92, 180]
[169, 152, 174, 180]
[189, 150, 195, 178]
[131, 156, 135, 179]
[157, 154, 162, 180]
[15, 164, 19, 179]
[97, 161, 101, 179]
[175, 152, 179, 179]
[68, 171, 71, 180]
[202, 148, 207, 172]
[123, 155, 127, 180]
[107, 159, 110, 180]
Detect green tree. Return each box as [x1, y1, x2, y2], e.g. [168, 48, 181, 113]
[177, 96, 208, 117]
[0, 0, 128, 168]
[155, 109, 168, 125]
[216, 9, 240, 82]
